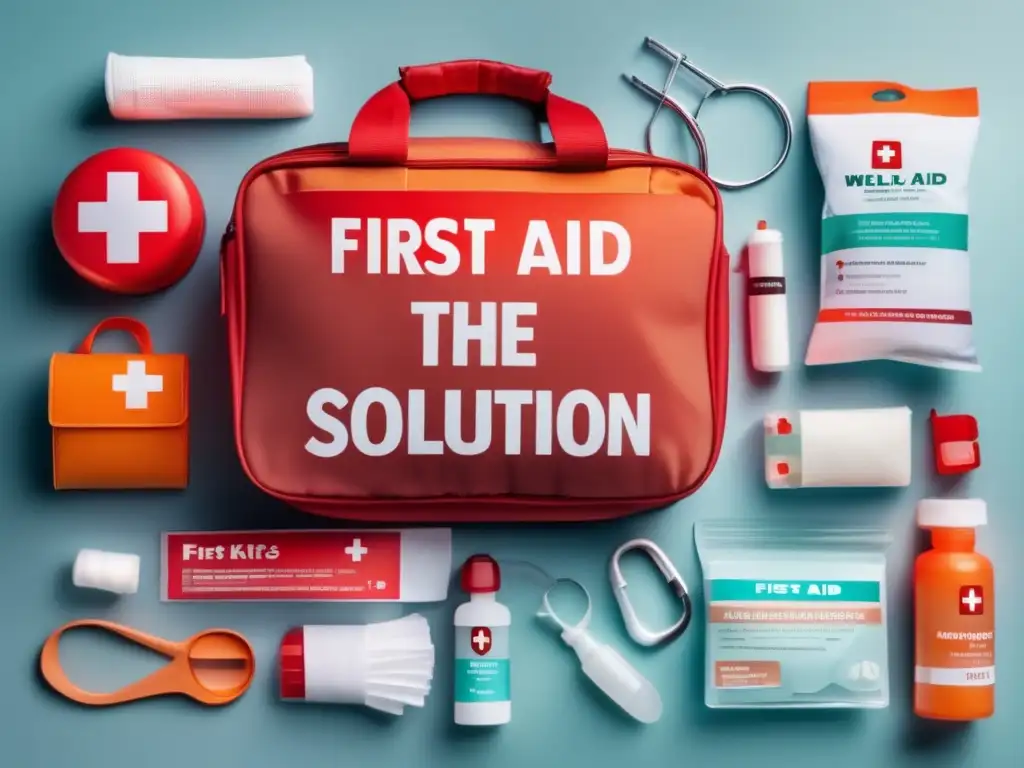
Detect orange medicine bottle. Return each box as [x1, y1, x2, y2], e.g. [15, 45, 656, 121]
[914, 499, 994, 720]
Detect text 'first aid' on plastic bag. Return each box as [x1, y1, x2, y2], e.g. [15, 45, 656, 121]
[805, 82, 980, 371]
[695, 518, 893, 710]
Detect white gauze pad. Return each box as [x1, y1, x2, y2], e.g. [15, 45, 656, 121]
[73, 549, 140, 594]
[105, 53, 314, 120]
[764, 406, 911, 488]
[805, 82, 980, 371]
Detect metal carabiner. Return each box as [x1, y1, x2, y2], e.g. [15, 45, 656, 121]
[609, 538, 692, 648]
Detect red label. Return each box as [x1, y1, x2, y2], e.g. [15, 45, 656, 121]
[163, 531, 401, 600]
[239, 190, 719, 501]
[470, 626, 493, 656]
[871, 140, 902, 169]
[959, 585, 984, 615]
[818, 308, 972, 325]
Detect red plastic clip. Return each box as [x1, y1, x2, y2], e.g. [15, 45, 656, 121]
[929, 409, 980, 475]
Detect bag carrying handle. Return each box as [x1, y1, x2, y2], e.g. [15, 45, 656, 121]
[348, 59, 609, 170]
[76, 317, 153, 355]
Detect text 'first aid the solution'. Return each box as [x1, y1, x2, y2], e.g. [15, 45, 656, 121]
[304, 215, 650, 460]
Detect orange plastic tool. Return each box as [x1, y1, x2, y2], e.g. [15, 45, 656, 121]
[40, 619, 254, 706]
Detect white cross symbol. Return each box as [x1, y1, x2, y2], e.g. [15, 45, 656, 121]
[962, 589, 983, 612]
[78, 171, 169, 264]
[472, 631, 491, 652]
[876, 144, 897, 164]
[344, 538, 368, 562]
[111, 360, 163, 410]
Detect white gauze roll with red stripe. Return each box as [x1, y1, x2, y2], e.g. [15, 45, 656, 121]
[105, 53, 314, 120]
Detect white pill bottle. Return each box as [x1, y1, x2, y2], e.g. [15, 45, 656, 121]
[746, 220, 790, 372]
[454, 554, 511, 726]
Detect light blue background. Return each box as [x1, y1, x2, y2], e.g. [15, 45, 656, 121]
[1, 0, 1019, 765]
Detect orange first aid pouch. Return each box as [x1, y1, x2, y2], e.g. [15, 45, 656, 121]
[221, 60, 730, 523]
[49, 317, 189, 490]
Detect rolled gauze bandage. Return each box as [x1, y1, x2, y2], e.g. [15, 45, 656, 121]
[764, 406, 912, 488]
[73, 549, 140, 594]
[280, 616, 435, 716]
[105, 53, 314, 120]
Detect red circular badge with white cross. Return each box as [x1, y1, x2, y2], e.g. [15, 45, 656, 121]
[52, 147, 205, 294]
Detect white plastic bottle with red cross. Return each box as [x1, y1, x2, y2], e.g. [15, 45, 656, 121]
[453, 554, 511, 726]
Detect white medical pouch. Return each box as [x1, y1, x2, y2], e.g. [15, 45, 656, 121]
[805, 82, 980, 371]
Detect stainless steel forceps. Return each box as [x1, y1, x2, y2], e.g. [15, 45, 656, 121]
[625, 36, 794, 190]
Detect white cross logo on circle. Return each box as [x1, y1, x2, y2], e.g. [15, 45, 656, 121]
[344, 538, 368, 562]
[112, 360, 163, 410]
[962, 588, 983, 612]
[876, 144, 897, 164]
[472, 630, 491, 652]
[78, 171, 169, 264]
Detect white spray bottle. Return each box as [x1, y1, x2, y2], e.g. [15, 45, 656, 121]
[538, 578, 663, 724]
[453, 554, 511, 726]
[745, 220, 790, 372]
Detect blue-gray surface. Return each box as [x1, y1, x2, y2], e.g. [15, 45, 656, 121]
[1, 1, 1020, 766]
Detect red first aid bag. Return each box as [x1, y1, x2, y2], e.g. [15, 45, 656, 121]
[221, 60, 729, 523]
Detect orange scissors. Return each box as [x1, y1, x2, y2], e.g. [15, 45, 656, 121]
[40, 619, 255, 706]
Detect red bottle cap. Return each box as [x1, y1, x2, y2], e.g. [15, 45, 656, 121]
[278, 627, 306, 700]
[929, 409, 980, 475]
[461, 554, 500, 593]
